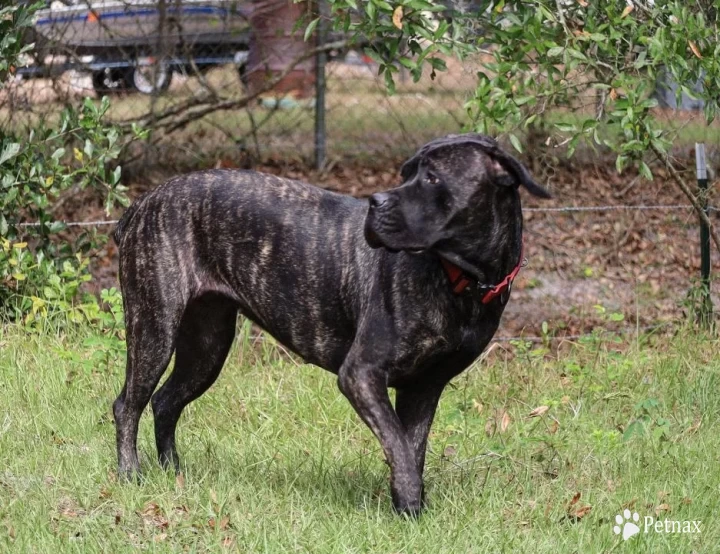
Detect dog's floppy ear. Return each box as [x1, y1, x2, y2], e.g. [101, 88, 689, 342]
[402, 133, 552, 199]
[400, 134, 461, 181]
[486, 148, 552, 198]
[460, 133, 552, 199]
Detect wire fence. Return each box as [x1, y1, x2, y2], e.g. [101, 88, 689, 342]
[0, 0, 486, 166]
[3, 1, 719, 339]
[16, 202, 714, 228]
[14, 200, 719, 339]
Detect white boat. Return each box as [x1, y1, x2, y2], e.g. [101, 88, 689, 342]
[22, 0, 251, 94]
[31, 0, 251, 58]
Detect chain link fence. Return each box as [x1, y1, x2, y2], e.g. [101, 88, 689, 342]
[1, 0, 485, 168]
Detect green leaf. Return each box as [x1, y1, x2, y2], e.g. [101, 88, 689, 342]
[554, 123, 577, 133]
[639, 161, 652, 180]
[304, 17, 319, 42]
[615, 155, 628, 174]
[428, 57, 447, 71]
[508, 133, 523, 153]
[0, 142, 20, 166]
[547, 46, 564, 57]
[363, 47, 384, 65]
[623, 420, 645, 441]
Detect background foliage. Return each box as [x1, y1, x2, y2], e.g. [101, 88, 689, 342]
[0, 2, 130, 323]
[329, 0, 718, 169]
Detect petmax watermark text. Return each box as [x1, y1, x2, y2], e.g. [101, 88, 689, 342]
[613, 510, 702, 541]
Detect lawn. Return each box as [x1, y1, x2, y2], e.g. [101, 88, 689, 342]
[0, 322, 718, 552]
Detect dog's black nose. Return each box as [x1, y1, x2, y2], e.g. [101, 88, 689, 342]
[369, 193, 390, 209]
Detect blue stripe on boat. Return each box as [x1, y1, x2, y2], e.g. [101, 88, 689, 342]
[36, 6, 227, 26]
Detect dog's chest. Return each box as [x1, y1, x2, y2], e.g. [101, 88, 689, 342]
[387, 322, 491, 386]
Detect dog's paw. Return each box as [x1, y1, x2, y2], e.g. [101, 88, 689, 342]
[391, 490, 423, 519]
[117, 467, 143, 484]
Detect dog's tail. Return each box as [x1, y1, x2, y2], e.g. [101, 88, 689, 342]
[113, 191, 150, 247]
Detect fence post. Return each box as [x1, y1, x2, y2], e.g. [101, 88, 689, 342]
[696, 142, 713, 326]
[314, 1, 328, 170]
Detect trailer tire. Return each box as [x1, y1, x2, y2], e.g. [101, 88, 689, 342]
[130, 62, 172, 95]
[92, 68, 131, 95]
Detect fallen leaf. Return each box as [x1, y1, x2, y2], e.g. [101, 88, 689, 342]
[655, 503, 671, 516]
[569, 492, 581, 507]
[222, 536, 235, 548]
[577, 0, 588, 6]
[472, 399, 484, 414]
[500, 411, 511, 433]
[573, 505, 592, 519]
[219, 516, 230, 531]
[141, 502, 160, 516]
[443, 445, 457, 457]
[609, 88, 618, 100]
[689, 41, 702, 59]
[176, 473, 185, 489]
[528, 405, 549, 418]
[621, 4, 634, 18]
[686, 418, 701, 434]
[153, 533, 167, 542]
[392, 6, 403, 30]
[138, 502, 169, 530]
[548, 420, 560, 434]
[681, 497, 692, 505]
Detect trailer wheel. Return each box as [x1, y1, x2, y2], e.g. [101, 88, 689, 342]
[130, 62, 172, 95]
[92, 68, 130, 95]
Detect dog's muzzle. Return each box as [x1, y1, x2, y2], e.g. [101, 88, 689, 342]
[365, 192, 393, 249]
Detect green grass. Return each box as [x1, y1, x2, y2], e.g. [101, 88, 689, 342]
[1, 323, 719, 552]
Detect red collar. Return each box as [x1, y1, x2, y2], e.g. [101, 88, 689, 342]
[440, 245, 524, 304]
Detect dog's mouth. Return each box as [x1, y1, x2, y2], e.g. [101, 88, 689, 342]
[365, 207, 429, 254]
[364, 225, 385, 249]
[365, 228, 426, 255]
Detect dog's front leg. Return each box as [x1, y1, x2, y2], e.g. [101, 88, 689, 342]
[338, 357, 423, 517]
[395, 382, 446, 483]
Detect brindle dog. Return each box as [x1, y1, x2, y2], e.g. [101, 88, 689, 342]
[112, 133, 550, 516]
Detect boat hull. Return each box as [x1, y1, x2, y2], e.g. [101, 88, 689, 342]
[31, 1, 251, 59]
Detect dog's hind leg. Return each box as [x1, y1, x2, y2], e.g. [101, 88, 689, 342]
[113, 292, 184, 480]
[151, 293, 238, 472]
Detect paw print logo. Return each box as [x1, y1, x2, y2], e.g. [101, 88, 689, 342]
[614, 509, 641, 541]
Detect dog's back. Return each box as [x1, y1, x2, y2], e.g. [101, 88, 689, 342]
[116, 169, 373, 371]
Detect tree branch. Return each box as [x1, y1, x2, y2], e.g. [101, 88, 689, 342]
[117, 40, 348, 134]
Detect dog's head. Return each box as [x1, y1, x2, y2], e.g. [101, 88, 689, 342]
[364, 133, 551, 253]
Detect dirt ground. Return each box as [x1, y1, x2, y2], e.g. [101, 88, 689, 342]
[60, 154, 719, 340]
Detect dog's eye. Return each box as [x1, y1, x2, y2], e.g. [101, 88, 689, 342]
[426, 173, 440, 185]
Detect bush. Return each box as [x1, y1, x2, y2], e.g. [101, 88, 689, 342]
[0, 2, 130, 325]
